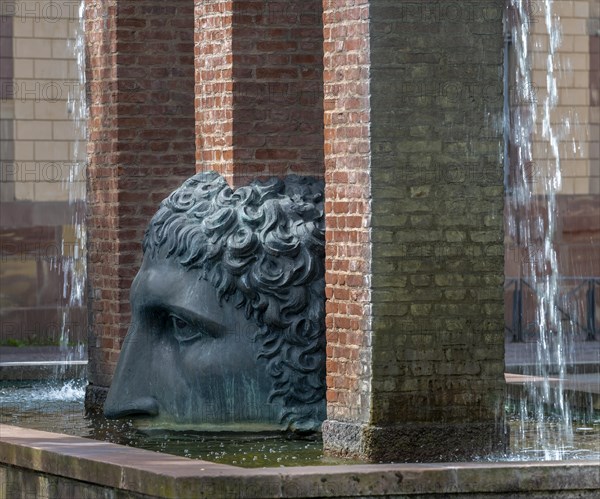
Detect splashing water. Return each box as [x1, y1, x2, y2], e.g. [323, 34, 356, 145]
[0, 380, 86, 409]
[505, 0, 587, 459]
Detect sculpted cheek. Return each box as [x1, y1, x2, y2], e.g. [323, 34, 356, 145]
[180, 341, 221, 379]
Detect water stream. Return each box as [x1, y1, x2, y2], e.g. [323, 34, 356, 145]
[504, 0, 595, 459]
[58, 0, 88, 367]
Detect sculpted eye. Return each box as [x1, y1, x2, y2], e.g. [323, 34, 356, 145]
[169, 314, 207, 343]
[173, 316, 187, 329]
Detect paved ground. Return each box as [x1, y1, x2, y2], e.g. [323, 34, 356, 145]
[0, 345, 86, 364]
[505, 372, 600, 395]
[505, 337, 600, 369]
[0, 346, 87, 381]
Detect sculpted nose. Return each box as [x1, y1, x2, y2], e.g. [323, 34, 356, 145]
[104, 396, 159, 418]
[103, 325, 160, 419]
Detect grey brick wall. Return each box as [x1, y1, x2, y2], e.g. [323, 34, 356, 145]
[369, 0, 506, 427]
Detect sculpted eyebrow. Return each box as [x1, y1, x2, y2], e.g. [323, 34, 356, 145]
[166, 305, 223, 336]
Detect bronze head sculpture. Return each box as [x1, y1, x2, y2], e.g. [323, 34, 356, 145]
[103, 172, 326, 433]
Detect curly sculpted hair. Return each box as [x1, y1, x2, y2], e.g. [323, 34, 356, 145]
[143, 171, 326, 431]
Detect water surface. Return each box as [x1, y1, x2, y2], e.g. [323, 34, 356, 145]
[1, 379, 598, 467]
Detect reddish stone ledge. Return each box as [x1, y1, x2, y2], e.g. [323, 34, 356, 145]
[1, 425, 599, 498]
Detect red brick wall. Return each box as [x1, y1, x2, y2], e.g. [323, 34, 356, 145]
[195, 0, 324, 188]
[87, 0, 322, 395]
[85, 0, 195, 388]
[322, 0, 372, 423]
[194, 0, 234, 184]
[85, 0, 118, 388]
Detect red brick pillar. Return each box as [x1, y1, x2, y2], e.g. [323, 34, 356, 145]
[194, 0, 234, 183]
[84, 0, 195, 409]
[194, 0, 324, 187]
[322, 0, 373, 431]
[322, 0, 507, 461]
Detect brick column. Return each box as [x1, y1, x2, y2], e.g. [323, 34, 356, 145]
[322, 0, 507, 462]
[194, 0, 234, 183]
[194, 0, 324, 187]
[84, 0, 195, 410]
[321, 0, 373, 437]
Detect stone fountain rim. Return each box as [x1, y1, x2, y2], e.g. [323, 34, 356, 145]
[1, 424, 598, 498]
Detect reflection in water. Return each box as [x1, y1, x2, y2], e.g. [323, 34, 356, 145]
[0, 380, 86, 436]
[1, 380, 598, 466]
[0, 380, 335, 468]
[502, 417, 600, 462]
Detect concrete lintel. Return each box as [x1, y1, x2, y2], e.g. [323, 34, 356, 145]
[323, 420, 509, 462]
[1, 425, 599, 498]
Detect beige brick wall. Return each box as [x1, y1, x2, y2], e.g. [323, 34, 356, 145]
[4, 1, 598, 200]
[528, 0, 599, 194]
[6, 0, 85, 202]
[590, 0, 600, 193]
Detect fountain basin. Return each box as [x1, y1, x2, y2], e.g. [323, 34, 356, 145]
[2, 378, 599, 465]
[1, 424, 599, 498]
